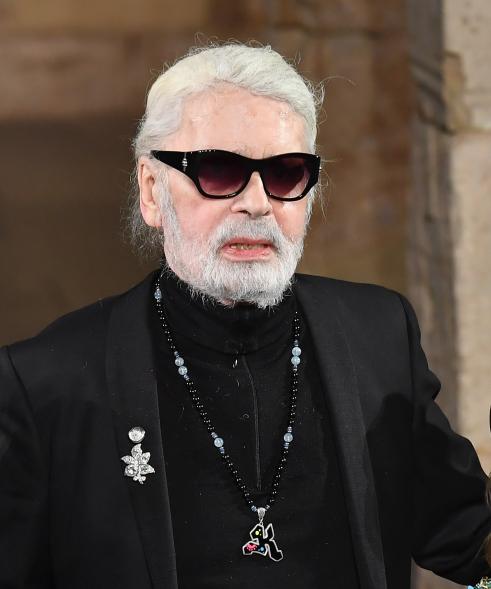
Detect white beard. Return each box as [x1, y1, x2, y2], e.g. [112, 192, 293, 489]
[158, 184, 307, 309]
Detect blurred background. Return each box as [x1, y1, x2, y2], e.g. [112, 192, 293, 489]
[0, 2, 490, 586]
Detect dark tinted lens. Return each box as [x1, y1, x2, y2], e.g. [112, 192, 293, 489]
[198, 152, 246, 196]
[263, 156, 310, 198]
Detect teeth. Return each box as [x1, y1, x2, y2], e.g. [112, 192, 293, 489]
[229, 243, 266, 250]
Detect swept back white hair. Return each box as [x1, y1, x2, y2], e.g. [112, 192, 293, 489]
[128, 42, 324, 257]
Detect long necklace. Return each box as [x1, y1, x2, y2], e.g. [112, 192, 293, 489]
[154, 277, 301, 562]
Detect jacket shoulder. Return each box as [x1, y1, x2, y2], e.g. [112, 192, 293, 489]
[5, 297, 111, 396]
[9, 297, 110, 360]
[295, 272, 406, 313]
[4, 272, 154, 393]
[294, 273, 414, 350]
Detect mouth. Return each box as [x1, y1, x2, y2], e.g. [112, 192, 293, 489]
[221, 239, 275, 259]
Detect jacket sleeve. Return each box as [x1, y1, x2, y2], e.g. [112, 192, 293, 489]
[399, 295, 491, 585]
[0, 346, 53, 587]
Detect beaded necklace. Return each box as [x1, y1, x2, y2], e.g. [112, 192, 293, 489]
[154, 276, 301, 562]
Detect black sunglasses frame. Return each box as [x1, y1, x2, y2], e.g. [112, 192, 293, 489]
[150, 149, 321, 202]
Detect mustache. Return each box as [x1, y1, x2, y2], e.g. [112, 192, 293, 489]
[209, 218, 295, 251]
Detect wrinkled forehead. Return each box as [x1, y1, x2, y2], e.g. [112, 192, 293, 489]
[165, 85, 308, 156]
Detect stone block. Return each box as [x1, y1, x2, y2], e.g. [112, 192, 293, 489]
[268, 29, 309, 66]
[451, 132, 491, 472]
[0, 33, 203, 120]
[0, 116, 152, 345]
[444, 0, 491, 130]
[407, 118, 459, 424]
[0, 0, 209, 33]
[411, 0, 491, 131]
[407, 0, 443, 62]
[269, 0, 316, 29]
[271, 0, 406, 34]
[408, 0, 446, 130]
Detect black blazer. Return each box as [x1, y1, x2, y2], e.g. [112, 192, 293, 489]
[1, 272, 490, 588]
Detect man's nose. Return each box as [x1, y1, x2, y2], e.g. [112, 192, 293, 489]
[229, 172, 273, 218]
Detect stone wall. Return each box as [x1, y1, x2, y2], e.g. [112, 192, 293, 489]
[409, 0, 491, 587]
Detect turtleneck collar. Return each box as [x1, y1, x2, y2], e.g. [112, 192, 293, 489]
[155, 269, 297, 355]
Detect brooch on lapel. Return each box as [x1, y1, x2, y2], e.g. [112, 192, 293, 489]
[121, 427, 155, 484]
[473, 578, 491, 589]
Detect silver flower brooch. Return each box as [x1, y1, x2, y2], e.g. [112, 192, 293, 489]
[121, 426, 155, 484]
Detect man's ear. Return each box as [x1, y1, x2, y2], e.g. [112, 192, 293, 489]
[138, 157, 162, 228]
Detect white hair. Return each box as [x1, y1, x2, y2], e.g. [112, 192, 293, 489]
[127, 42, 324, 257]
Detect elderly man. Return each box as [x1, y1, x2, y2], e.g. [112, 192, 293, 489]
[1, 44, 490, 589]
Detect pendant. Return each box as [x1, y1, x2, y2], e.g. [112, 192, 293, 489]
[242, 507, 283, 562]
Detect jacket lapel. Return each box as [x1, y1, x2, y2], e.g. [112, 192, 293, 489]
[296, 276, 387, 589]
[105, 272, 178, 589]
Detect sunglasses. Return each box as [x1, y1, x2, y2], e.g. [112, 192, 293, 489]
[150, 149, 321, 201]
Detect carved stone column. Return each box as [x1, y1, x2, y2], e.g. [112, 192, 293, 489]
[408, 0, 491, 587]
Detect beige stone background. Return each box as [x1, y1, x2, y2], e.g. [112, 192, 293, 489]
[0, 1, 489, 587]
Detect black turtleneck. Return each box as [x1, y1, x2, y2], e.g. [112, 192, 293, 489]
[149, 270, 359, 588]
